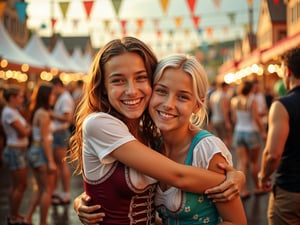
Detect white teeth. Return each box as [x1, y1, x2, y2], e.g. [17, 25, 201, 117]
[159, 111, 174, 118]
[123, 99, 141, 105]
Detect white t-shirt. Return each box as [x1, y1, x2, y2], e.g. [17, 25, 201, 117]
[1, 106, 29, 147]
[53, 91, 74, 129]
[82, 112, 157, 188]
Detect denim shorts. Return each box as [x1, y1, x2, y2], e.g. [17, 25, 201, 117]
[232, 130, 261, 150]
[53, 129, 71, 149]
[2, 146, 27, 170]
[27, 143, 48, 168]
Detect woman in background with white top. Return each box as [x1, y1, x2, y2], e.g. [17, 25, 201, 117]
[230, 80, 267, 199]
[1, 85, 31, 225]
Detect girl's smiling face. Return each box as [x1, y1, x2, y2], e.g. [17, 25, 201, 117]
[149, 67, 200, 133]
[104, 52, 152, 120]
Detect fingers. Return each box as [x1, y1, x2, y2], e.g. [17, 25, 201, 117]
[206, 185, 240, 202]
[217, 162, 234, 171]
[78, 211, 105, 225]
[205, 185, 223, 195]
[205, 180, 240, 202]
[81, 193, 92, 204]
[80, 205, 102, 213]
[205, 179, 235, 194]
[208, 191, 240, 203]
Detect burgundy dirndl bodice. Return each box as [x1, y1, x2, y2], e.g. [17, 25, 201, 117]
[84, 162, 157, 225]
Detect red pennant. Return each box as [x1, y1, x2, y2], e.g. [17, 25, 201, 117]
[192, 15, 200, 29]
[51, 18, 57, 29]
[83, 1, 94, 19]
[120, 19, 127, 29]
[186, 0, 197, 14]
[120, 20, 127, 37]
[156, 30, 162, 39]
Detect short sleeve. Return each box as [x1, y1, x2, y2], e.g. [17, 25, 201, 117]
[61, 92, 74, 113]
[192, 135, 233, 169]
[4, 108, 18, 125]
[83, 112, 136, 164]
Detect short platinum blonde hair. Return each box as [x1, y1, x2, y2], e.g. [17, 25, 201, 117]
[153, 54, 209, 127]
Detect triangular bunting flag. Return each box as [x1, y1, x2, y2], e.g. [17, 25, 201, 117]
[111, 0, 122, 18]
[186, 0, 197, 15]
[59, 2, 70, 19]
[83, 1, 94, 19]
[174, 17, 182, 28]
[15, 2, 28, 23]
[159, 0, 169, 14]
[0, 1, 7, 18]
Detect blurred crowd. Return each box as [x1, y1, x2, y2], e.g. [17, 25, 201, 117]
[205, 78, 285, 199]
[0, 77, 83, 225]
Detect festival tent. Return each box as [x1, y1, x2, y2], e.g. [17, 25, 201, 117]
[82, 50, 92, 73]
[50, 39, 85, 73]
[24, 33, 71, 72]
[71, 46, 91, 74]
[0, 21, 45, 73]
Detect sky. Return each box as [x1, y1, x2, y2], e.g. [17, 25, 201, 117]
[25, 0, 261, 57]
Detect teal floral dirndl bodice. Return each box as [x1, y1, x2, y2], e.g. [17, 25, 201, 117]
[155, 131, 223, 225]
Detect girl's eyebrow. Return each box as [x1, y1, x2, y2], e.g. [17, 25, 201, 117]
[108, 73, 123, 77]
[154, 83, 193, 95]
[109, 69, 147, 77]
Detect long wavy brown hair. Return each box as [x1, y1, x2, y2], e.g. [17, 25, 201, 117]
[67, 37, 159, 174]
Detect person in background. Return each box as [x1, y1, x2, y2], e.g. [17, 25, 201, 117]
[209, 81, 232, 149]
[1, 85, 31, 225]
[69, 79, 85, 134]
[251, 79, 268, 129]
[230, 80, 267, 199]
[150, 54, 246, 224]
[205, 80, 216, 132]
[72, 79, 84, 107]
[0, 85, 6, 166]
[50, 77, 75, 205]
[259, 47, 300, 225]
[68, 37, 245, 225]
[23, 84, 57, 225]
[264, 86, 274, 111]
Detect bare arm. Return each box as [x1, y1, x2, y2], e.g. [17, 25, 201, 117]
[259, 101, 288, 189]
[39, 110, 56, 172]
[209, 154, 247, 225]
[221, 96, 231, 130]
[111, 140, 225, 192]
[251, 99, 267, 139]
[230, 97, 237, 125]
[11, 119, 31, 137]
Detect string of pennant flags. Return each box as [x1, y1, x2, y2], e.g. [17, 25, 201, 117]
[0, 0, 260, 41]
[0, 0, 281, 39]
[0, 0, 282, 57]
[38, 0, 244, 37]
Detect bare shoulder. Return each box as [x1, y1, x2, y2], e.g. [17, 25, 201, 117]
[35, 108, 50, 124]
[270, 101, 288, 118]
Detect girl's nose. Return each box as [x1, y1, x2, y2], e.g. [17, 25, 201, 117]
[162, 96, 175, 110]
[125, 81, 138, 95]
